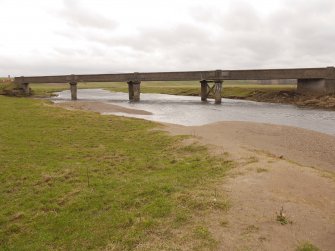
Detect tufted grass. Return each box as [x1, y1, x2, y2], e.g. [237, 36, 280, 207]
[0, 96, 231, 250]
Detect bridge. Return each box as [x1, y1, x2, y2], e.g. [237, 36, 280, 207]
[14, 67, 335, 104]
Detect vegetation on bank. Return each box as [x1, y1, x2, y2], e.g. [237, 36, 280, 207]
[0, 79, 14, 94]
[0, 96, 231, 250]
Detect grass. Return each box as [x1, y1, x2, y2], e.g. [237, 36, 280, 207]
[276, 206, 292, 225]
[0, 96, 231, 250]
[193, 225, 218, 250]
[295, 242, 321, 251]
[0, 80, 14, 94]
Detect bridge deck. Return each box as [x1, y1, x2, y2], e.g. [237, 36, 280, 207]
[14, 67, 335, 84]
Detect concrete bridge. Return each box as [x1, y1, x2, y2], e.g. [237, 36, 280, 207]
[14, 67, 335, 104]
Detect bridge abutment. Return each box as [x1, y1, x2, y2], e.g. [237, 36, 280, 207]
[297, 79, 335, 95]
[127, 81, 141, 101]
[14, 76, 31, 96]
[69, 82, 77, 100]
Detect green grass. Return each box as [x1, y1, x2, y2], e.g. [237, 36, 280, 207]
[0, 96, 231, 250]
[0, 81, 14, 94]
[295, 242, 321, 251]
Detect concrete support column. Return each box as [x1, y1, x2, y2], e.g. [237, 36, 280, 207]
[133, 82, 141, 101]
[214, 81, 223, 104]
[69, 82, 77, 100]
[200, 80, 208, 102]
[127, 81, 141, 101]
[128, 82, 134, 100]
[21, 83, 30, 95]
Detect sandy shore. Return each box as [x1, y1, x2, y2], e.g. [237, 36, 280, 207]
[165, 121, 335, 172]
[54, 100, 335, 250]
[165, 122, 335, 251]
[54, 101, 152, 115]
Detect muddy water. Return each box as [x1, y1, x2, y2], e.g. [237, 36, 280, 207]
[52, 89, 335, 135]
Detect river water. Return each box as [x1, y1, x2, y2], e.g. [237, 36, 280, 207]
[52, 89, 335, 136]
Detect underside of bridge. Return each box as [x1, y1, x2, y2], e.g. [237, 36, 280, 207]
[297, 79, 335, 95]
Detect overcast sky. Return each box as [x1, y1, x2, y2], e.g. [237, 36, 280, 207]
[1, 0, 334, 76]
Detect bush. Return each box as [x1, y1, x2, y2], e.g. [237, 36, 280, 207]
[0, 82, 31, 96]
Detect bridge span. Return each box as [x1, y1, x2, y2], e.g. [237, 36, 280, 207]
[14, 67, 335, 104]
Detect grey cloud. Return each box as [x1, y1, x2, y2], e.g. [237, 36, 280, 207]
[2, 0, 335, 76]
[87, 23, 211, 52]
[92, 0, 335, 71]
[197, 0, 335, 68]
[221, 2, 261, 32]
[59, 0, 118, 30]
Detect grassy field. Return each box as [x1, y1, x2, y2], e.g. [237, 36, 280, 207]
[0, 96, 231, 250]
[26, 81, 296, 99]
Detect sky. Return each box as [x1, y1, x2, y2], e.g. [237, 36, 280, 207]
[0, 0, 334, 76]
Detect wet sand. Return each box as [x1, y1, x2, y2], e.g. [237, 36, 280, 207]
[164, 122, 335, 251]
[54, 101, 152, 115]
[165, 121, 335, 172]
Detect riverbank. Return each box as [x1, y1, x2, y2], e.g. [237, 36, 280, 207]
[2, 95, 333, 250]
[0, 96, 231, 250]
[53, 99, 335, 250]
[165, 122, 335, 251]
[227, 89, 335, 110]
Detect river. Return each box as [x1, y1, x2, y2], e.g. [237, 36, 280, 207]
[52, 89, 335, 136]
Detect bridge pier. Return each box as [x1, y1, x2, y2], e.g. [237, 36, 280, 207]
[69, 82, 77, 100]
[200, 80, 208, 101]
[297, 79, 335, 95]
[200, 80, 223, 104]
[127, 81, 141, 101]
[20, 83, 30, 95]
[14, 76, 31, 96]
[214, 80, 223, 104]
